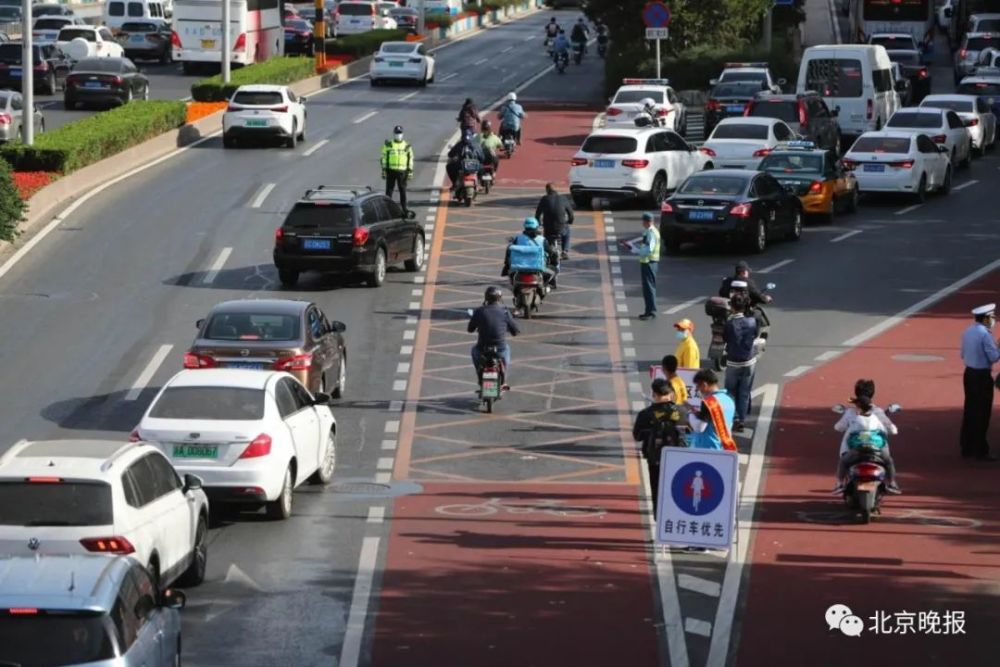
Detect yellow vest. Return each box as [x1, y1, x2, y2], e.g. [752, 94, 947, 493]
[381, 140, 413, 171]
[640, 225, 660, 264]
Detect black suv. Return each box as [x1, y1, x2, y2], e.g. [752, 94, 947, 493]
[744, 91, 843, 153]
[273, 186, 424, 288]
[0, 42, 71, 94]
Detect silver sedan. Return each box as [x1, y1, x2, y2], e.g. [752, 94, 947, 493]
[0, 90, 44, 142]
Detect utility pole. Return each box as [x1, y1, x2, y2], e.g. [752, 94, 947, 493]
[314, 0, 326, 70]
[21, 0, 33, 144]
[222, 0, 231, 84]
[763, 2, 773, 54]
[417, 0, 425, 37]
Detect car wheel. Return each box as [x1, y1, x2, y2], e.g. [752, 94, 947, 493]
[331, 354, 346, 398]
[142, 85, 150, 101]
[176, 515, 207, 587]
[950, 147, 957, 167]
[846, 187, 859, 213]
[147, 558, 161, 593]
[914, 173, 927, 203]
[278, 267, 299, 288]
[44, 72, 56, 95]
[664, 236, 682, 254]
[788, 209, 803, 241]
[223, 133, 235, 149]
[160, 48, 171, 65]
[265, 465, 294, 520]
[939, 166, 952, 195]
[750, 218, 767, 254]
[960, 141, 972, 169]
[404, 234, 424, 271]
[124, 87, 133, 104]
[286, 123, 297, 148]
[572, 193, 591, 209]
[64, 96, 75, 111]
[367, 247, 387, 287]
[370, 78, 379, 87]
[648, 172, 667, 206]
[309, 430, 336, 485]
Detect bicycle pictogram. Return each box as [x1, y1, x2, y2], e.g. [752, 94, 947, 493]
[434, 497, 607, 518]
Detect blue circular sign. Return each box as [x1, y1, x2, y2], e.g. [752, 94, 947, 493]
[670, 462, 724, 516]
[642, 2, 671, 28]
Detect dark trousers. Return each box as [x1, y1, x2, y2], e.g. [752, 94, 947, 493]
[960, 367, 994, 457]
[640, 261, 658, 316]
[647, 457, 661, 517]
[385, 170, 408, 211]
[725, 362, 757, 423]
[561, 226, 570, 254]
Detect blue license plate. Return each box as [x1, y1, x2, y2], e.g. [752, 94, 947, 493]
[688, 210, 715, 221]
[130, 35, 145, 42]
[303, 238, 332, 250]
[226, 362, 264, 370]
[863, 163, 885, 172]
[84, 81, 105, 89]
[726, 104, 744, 113]
[10, 68, 21, 78]
[593, 159, 614, 168]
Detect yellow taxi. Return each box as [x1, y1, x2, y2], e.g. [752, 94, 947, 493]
[756, 141, 858, 220]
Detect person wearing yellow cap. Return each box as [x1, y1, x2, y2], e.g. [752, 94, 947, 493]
[673, 318, 700, 370]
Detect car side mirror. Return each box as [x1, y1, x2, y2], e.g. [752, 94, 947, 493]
[196, 318, 205, 329]
[329, 320, 346, 333]
[161, 589, 186, 610]
[894, 80, 907, 92]
[709, 78, 718, 86]
[467, 308, 474, 316]
[407, 209, 416, 219]
[777, 78, 787, 86]
[182, 474, 203, 492]
[313, 391, 332, 405]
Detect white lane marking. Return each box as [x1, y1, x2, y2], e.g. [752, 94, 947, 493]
[249, 183, 275, 209]
[406, 315, 418, 325]
[618, 318, 630, 327]
[440, 72, 458, 81]
[397, 91, 419, 101]
[522, 35, 534, 41]
[408, 301, 421, 310]
[500, 46, 513, 53]
[649, 460, 690, 667]
[629, 381, 643, 394]
[784, 365, 812, 378]
[366, 506, 385, 523]
[473, 57, 488, 65]
[302, 139, 329, 157]
[388, 401, 403, 413]
[392, 379, 407, 391]
[953, 179, 978, 191]
[624, 347, 636, 357]
[353, 110, 378, 124]
[374, 471, 391, 484]
[616, 304, 629, 313]
[124, 344, 172, 401]
[400, 345, 413, 355]
[612, 278, 624, 287]
[411, 288, 423, 296]
[403, 330, 416, 340]
[614, 291, 626, 301]
[895, 203, 922, 215]
[396, 362, 410, 374]
[377, 457, 394, 470]
[385, 420, 399, 433]
[843, 256, 1000, 347]
[414, 276, 425, 284]
[381, 439, 398, 450]
[815, 350, 840, 361]
[664, 296, 701, 315]
[609, 255, 621, 262]
[622, 332, 634, 342]
[707, 383, 779, 665]
[685, 618, 713, 637]
[756, 258, 795, 274]
[201, 247, 232, 285]
[830, 229, 863, 243]
[631, 400, 646, 413]
[338, 536, 380, 667]
[677, 574, 722, 597]
[607, 234, 618, 242]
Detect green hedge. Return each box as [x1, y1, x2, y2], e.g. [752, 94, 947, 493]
[326, 29, 410, 58]
[0, 100, 187, 174]
[0, 158, 24, 241]
[191, 57, 317, 102]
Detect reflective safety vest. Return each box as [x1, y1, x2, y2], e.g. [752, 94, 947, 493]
[639, 225, 660, 264]
[381, 139, 413, 172]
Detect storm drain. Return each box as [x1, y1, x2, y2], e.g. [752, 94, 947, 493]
[329, 479, 423, 499]
[331, 482, 393, 495]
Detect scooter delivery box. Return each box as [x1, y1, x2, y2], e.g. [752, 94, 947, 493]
[509, 244, 545, 271]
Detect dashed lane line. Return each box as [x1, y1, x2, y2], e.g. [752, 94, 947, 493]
[124, 344, 172, 401]
[338, 536, 380, 667]
[685, 618, 713, 638]
[302, 139, 329, 157]
[353, 110, 378, 124]
[397, 91, 419, 102]
[815, 350, 840, 361]
[381, 439, 398, 450]
[388, 401, 403, 412]
[366, 507, 385, 523]
[201, 247, 232, 285]
[440, 72, 458, 81]
[249, 183, 275, 208]
[895, 203, 922, 215]
[473, 57, 488, 65]
[374, 471, 391, 484]
[384, 420, 400, 434]
[756, 258, 795, 274]
[377, 457, 394, 470]
[952, 179, 978, 191]
[830, 229, 863, 243]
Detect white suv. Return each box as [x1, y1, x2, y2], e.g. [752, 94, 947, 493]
[223, 84, 307, 149]
[0, 440, 209, 591]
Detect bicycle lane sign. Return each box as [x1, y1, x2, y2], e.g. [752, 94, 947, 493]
[655, 448, 739, 549]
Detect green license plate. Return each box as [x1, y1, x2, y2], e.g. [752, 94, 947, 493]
[389, 62, 404, 67]
[172, 444, 218, 459]
[245, 119, 267, 127]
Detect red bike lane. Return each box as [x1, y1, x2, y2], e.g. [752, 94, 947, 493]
[736, 271, 1000, 664]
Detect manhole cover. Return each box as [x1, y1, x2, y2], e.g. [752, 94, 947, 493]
[331, 483, 392, 495]
[891, 354, 944, 362]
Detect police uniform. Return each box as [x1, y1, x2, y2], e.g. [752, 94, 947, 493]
[381, 125, 414, 212]
[959, 303, 1000, 460]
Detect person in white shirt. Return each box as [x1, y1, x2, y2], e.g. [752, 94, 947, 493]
[832, 379, 901, 494]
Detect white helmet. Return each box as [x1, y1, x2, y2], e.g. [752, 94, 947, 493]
[508, 92, 517, 101]
[640, 97, 655, 108]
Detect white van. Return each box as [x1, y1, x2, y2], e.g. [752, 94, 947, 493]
[104, 0, 168, 32]
[797, 44, 899, 142]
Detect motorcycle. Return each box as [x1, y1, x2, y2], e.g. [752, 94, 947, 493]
[500, 127, 517, 158]
[478, 163, 495, 195]
[453, 157, 481, 207]
[572, 41, 584, 65]
[705, 282, 775, 371]
[478, 345, 507, 413]
[511, 269, 547, 319]
[553, 49, 569, 74]
[831, 403, 902, 524]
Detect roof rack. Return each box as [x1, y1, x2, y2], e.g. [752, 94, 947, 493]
[303, 185, 375, 198]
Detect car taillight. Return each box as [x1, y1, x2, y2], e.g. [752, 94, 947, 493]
[234, 32, 246, 52]
[270, 105, 288, 113]
[808, 180, 823, 193]
[699, 147, 717, 157]
[752, 148, 772, 158]
[518, 273, 538, 284]
[274, 227, 284, 243]
[570, 157, 588, 166]
[65, 75, 77, 88]
[655, 107, 669, 117]
[606, 107, 623, 116]
[966, 117, 979, 126]
[27, 477, 62, 483]
[274, 353, 313, 371]
[183, 352, 216, 369]
[171, 30, 181, 48]
[930, 134, 946, 143]
[841, 159, 858, 170]
[660, 201, 674, 214]
[917, 67, 928, 79]
[866, 98, 873, 120]
[352, 227, 370, 246]
[888, 160, 914, 168]
[798, 102, 807, 126]
[128, 429, 140, 443]
[7, 608, 39, 615]
[705, 99, 720, 112]
[34, 63, 47, 72]
[80, 537, 135, 554]
[110, 75, 123, 86]
[239, 434, 272, 459]
[621, 159, 649, 168]
[0, 114, 10, 126]
[743, 102, 752, 116]
[730, 202, 753, 218]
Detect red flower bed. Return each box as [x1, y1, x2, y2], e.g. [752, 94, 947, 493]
[13, 171, 58, 200]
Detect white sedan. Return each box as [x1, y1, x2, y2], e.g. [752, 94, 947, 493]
[885, 106, 972, 168]
[604, 78, 687, 134]
[568, 127, 712, 208]
[370, 40, 435, 86]
[222, 84, 307, 149]
[920, 94, 997, 154]
[701, 116, 798, 169]
[843, 131, 952, 201]
[134, 369, 337, 520]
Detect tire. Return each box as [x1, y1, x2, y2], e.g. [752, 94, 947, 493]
[142, 85, 150, 101]
[331, 354, 346, 398]
[484, 397, 494, 413]
[176, 515, 207, 587]
[124, 87, 133, 104]
[309, 430, 336, 485]
[913, 174, 927, 203]
[43, 72, 56, 95]
[845, 187, 859, 213]
[370, 78, 378, 87]
[648, 172, 667, 206]
[960, 141, 972, 169]
[788, 209, 802, 241]
[750, 218, 767, 254]
[463, 185, 474, 206]
[182, 62, 195, 75]
[265, 465, 294, 520]
[483, 180, 491, 195]
[278, 267, 299, 287]
[147, 558, 161, 593]
[664, 237, 682, 254]
[298, 124, 305, 141]
[64, 96, 75, 111]
[160, 48, 171, 65]
[572, 193, 590, 209]
[286, 123, 297, 148]
[939, 166, 952, 195]
[857, 490, 874, 524]
[367, 247, 387, 287]
[404, 234, 424, 271]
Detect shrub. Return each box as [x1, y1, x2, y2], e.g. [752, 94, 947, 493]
[0, 159, 24, 241]
[326, 29, 410, 57]
[0, 100, 187, 174]
[426, 14, 455, 29]
[191, 57, 318, 102]
[12, 171, 56, 201]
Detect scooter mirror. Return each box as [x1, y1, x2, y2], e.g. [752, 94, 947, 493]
[467, 309, 474, 316]
[765, 282, 776, 290]
[887, 403, 902, 413]
[831, 404, 845, 414]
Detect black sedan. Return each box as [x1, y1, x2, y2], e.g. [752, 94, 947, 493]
[704, 80, 768, 136]
[660, 169, 803, 254]
[64, 57, 149, 109]
[284, 19, 315, 56]
[887, 49, 931, 102]
[0, 42, 71, 94]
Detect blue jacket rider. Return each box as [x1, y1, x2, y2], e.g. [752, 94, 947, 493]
[499, 92, 526, 144]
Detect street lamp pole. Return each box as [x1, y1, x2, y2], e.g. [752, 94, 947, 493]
[222, 0, 231, 84]
[21, 0, 33, 144]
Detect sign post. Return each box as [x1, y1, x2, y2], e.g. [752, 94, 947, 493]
[642, 2, 671, 80]
[655, 448, 739, 551]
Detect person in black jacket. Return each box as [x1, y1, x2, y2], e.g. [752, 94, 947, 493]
[719, 260, 772, 306]
[468, 286, 519, 386]
[722, 293, 759, 431]
[632, 378, 683, 514]
[446, 129, 484, 192]
[457, 98, 480, 133]
[534, 183, 574, 259]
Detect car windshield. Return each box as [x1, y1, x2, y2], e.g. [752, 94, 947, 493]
[58, 28, 96, 42]
[888, 51, 920, 65]
[285, 202, 355, 229]
[286, 20, 311, 31]
[804, 58, 863, 97]
[921, 99, 974, 112]
[381, 43, 416, 54]
[121, 22, 160, 31]
[150, 387, 266, 420]
[0, 43, 35, 63]
[0, 481, 113, 526]
[850, 136, 911, 153]
[34, 18, 69, 29]
[710, 123, 770, 139]
[720, 71, 766, 84]
[678, 175, 748, 196]
[0, 613, 115, 667]
[759, 153, 823, 173]
[203, 312, 301, 341]
[967, 36, 1000, 50]
[73, 59, 121, 73]
[975, 19, 1000, 32]
[747, 100, 799, 123]
[711, 83, 762, 98]
[581, 135, 638, 154]
[958, 81, 1000, 95]
[871, 36, 915, 49]
[338, 3, 373, 15]
[613, 89, 664, 104]
[887, 111, 942, 128]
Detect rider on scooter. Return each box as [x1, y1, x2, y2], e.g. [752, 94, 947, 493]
[446, 129, 485, 194]
[552, 29, 570, 65]
[544, 16, 559, 46]
[501, 217, 560, 289]
[478, 119, 502, 174]
[832, 379, 902, 495]
[570, 17, 589, 54]
[720, 260, 772, 306]
[468, 286, 519, 387]
[498, 92, 525, 146]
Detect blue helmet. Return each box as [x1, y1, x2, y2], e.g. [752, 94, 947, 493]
[523, 217, 540, 230]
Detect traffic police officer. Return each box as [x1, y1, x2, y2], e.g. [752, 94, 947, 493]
[381, 125, 414, 213]
[960, 303, 1000, 461]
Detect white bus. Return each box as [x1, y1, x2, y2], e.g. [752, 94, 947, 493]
[849, 0, 936, 56]
[172, 0, 284, 74]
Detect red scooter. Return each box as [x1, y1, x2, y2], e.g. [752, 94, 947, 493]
[832, 403, 902, 524]
[454, 158, 480, 207]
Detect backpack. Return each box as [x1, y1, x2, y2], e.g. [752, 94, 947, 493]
[642, 405, 681, 460]
[571, 24, 585, 41]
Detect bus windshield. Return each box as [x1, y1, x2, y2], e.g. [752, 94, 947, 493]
[863, 0, 930, 22]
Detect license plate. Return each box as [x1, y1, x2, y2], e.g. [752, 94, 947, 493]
[84, 82, 105, 88]
[10, 68, 21, 78]
[130, 35, 144, 42]
[483, 371, 499, 380]
[481, 173, 493, 181]
[481, 380, 499, 398]
[303, 238, 331, 250]
[245, 119, 267, 127]
[726, 105, 744, 113]
[172, 444, 218, 459]
[225, 362, 264, 370]
[201, 39, 216, 48]
[688, 210, 715, 221]
[864, 163, 885, 172]
[389, 62, 404, 67]
[593, 159, 614, 168]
